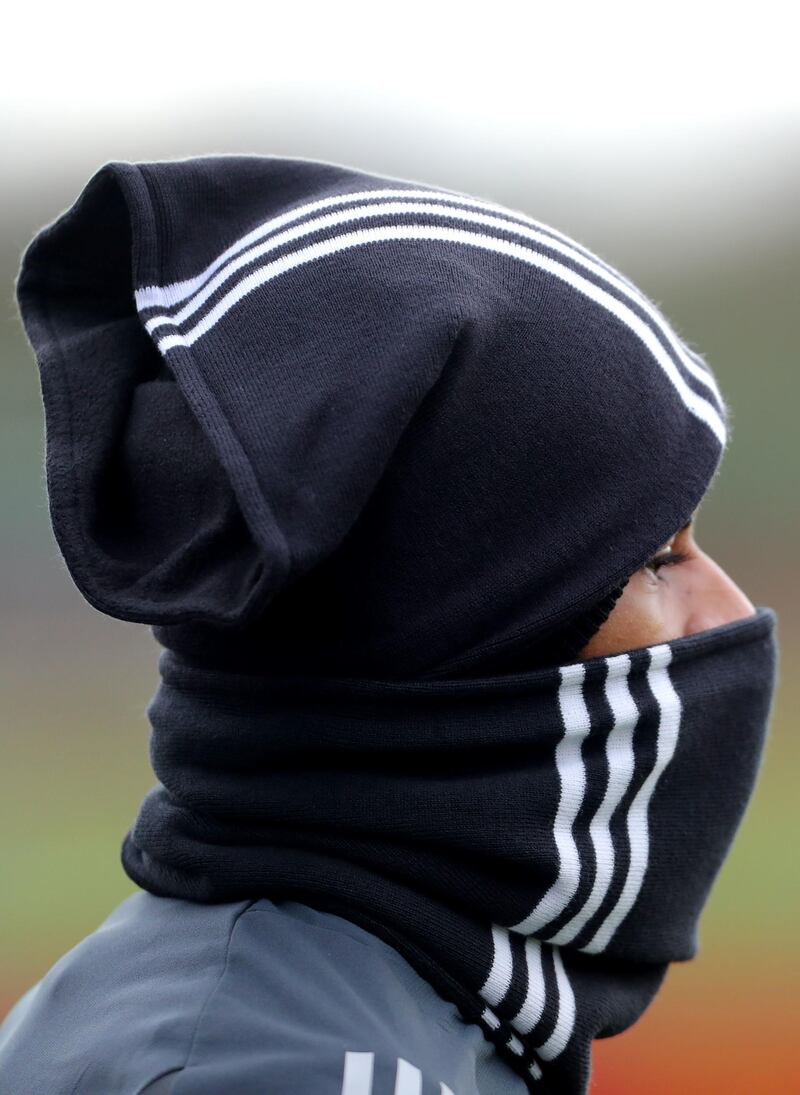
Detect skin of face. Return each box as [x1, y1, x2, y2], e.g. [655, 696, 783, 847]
[578, 515, 756, 660]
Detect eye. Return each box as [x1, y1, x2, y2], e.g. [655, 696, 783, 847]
[644, 549, 691, 579]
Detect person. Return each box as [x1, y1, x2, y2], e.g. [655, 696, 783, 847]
[0, 155, 778, 1095]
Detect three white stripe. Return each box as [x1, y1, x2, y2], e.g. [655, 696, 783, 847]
[476, 645, 682, 1065]
[136, 183, 720, 412]
[479, 926, 571, 1063]
[581, 645, 681, 954]
[509, 645, 682, 953]
[547, 654, 638, 947]
[339, 1052, 454, 1095]
[137, 195, 723, 409]
[135, 194, 727, 445]
[134, 184, 636, 311]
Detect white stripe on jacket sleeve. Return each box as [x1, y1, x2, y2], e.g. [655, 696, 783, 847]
[341, 1051, 374, 1095]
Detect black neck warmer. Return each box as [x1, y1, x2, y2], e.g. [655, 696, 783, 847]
[15, 155, 780, 1093]
[122, 608, 777, 1093]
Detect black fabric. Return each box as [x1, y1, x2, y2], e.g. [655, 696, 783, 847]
[16, 154, 729, 679]
[14, 156, 778, 1094]
[472, 578, 631, 675]
[121, 608, 778, 1094]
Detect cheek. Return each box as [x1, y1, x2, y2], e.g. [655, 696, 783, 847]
[678, 553, 756, 634]
[625, 558, 729, 647]
[658, 563, 699, 637]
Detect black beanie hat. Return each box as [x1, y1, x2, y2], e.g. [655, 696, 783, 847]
[15, 155, 727, 679]
[459, 578, 631, 677]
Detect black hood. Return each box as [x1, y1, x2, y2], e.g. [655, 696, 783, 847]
[16, 154, 727, 678]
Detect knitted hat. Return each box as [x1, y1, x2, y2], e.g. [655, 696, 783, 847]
[15, 155, 727, 680]
[457, 577, 632, 676]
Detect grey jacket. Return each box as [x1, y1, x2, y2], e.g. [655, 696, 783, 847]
[0, 893, 527, 1095]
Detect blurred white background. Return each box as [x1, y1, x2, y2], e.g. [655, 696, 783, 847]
[3, 1, 799, 270]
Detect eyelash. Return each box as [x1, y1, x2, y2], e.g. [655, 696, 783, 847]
[645, 550, 691, 576]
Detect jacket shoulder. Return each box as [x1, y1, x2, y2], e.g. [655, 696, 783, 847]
[0, 891, 250, 1095]
[0, 895, 528, 1095]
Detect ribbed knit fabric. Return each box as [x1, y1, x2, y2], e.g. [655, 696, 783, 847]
[121, 608, 778, 1094]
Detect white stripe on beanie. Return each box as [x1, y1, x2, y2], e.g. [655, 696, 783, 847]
[141, 223, 727, 445]
[138, 195, 723, 411]
[134, 184, 634, 311]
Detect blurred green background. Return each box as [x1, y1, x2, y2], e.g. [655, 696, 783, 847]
[1, 6, 798, 1092]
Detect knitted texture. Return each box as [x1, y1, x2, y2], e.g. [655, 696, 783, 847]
[14, 155, 771, 1095]
[16, 155, 728, 679]
[122, 609, 778, 1094]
